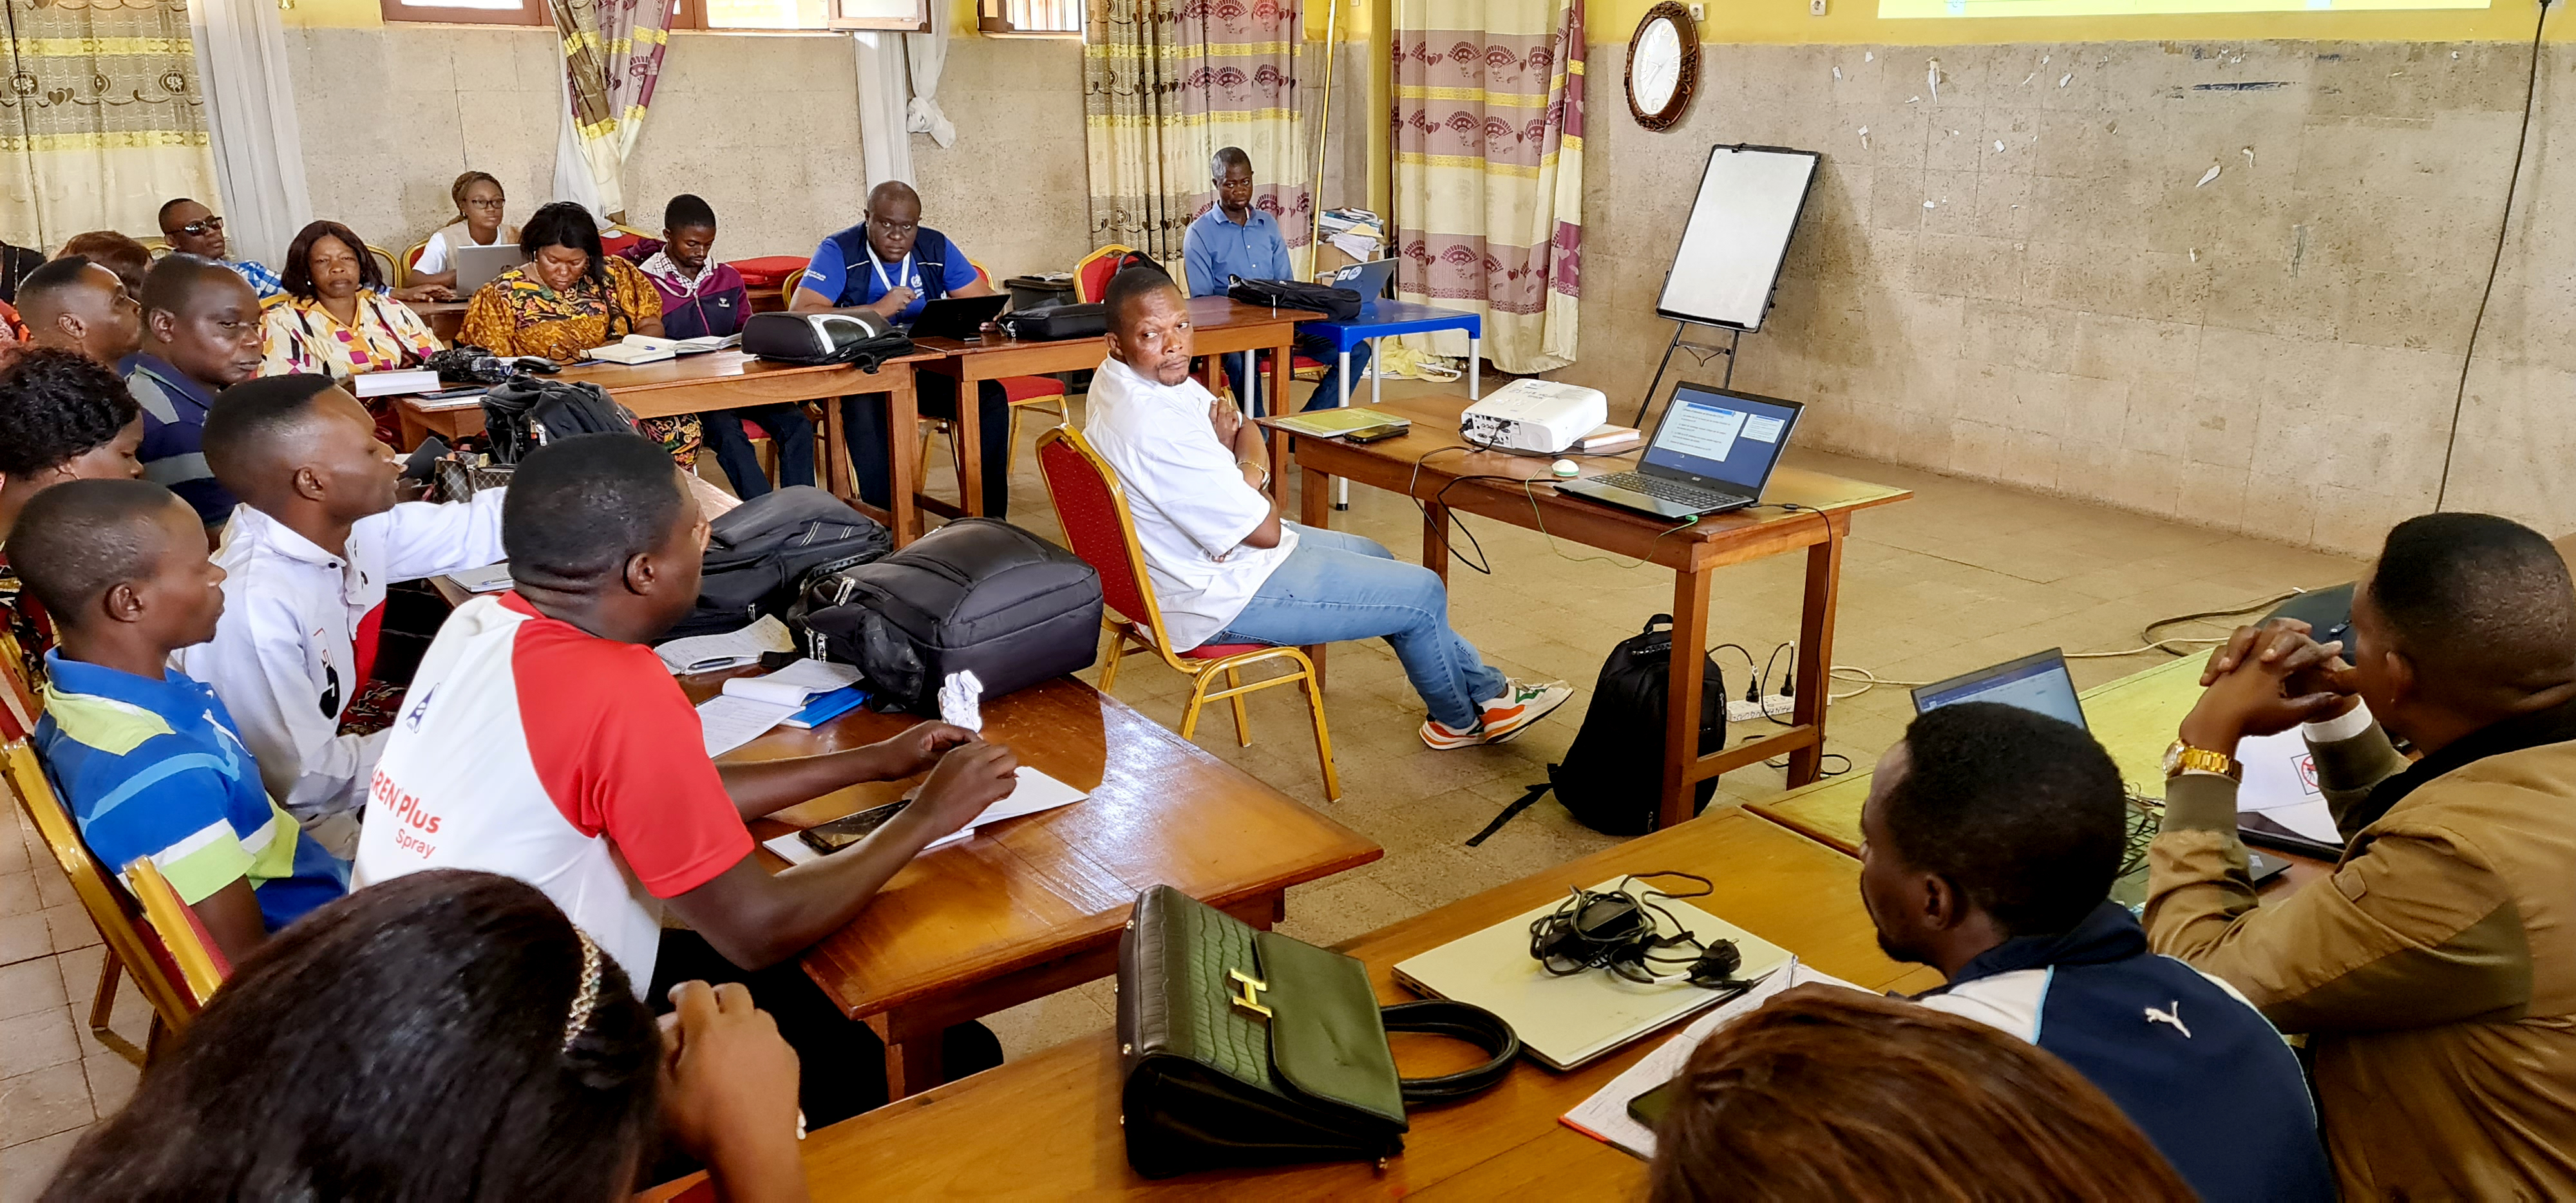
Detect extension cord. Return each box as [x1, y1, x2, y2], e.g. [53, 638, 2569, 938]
[1725, 696, 1796, 723]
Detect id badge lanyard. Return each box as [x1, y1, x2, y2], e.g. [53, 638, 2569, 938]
[869, 251, 918, 299]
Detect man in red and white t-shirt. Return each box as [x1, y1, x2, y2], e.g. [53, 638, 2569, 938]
[354, 433, 1018, 1124]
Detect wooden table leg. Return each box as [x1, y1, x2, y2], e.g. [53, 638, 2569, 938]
[397, 404, 430, 451]
[1662, 563, 1714, 830]
[1788, 522, 1845, 786]
[1423, 500, 1451, 586]
[1268, 334, 1292, 415]
[822, 394, 851, 501]
[954, 374, 986, 518]
[886, 373, 922, 545]
[1300, 464, 1331, 689]
[868, 1014, 944, 1103]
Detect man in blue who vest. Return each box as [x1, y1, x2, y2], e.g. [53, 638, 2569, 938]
[1858, 701, 2333, 1203]
[1181, 147, 1368, 417]
[794, 181, 1010, 518]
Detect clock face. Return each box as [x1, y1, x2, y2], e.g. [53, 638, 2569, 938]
[1633, 19, 1683, 114]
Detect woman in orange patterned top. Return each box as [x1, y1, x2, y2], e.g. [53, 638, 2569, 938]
[460, 202, 697, 468]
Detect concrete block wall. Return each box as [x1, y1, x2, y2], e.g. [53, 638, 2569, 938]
[1560, 38, 2571, 554]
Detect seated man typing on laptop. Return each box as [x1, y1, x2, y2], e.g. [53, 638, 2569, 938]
[1084, 267, 1569, 750]
[1859, 701, 2331, 1203]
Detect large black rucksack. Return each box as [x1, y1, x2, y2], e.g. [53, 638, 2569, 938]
[478, 375, 638, 464]
[663, 486, 893, 640]
[1467, 614, 1726, 843]
[802, 518, 1103, 715]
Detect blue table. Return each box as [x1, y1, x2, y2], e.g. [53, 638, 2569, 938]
[1292, 300, 1483, 508]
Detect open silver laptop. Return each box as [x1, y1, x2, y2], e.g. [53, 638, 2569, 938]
[1322, 257, 1397, 301]
[453, 243, 525, 294]
[1556, 384, 1804, 519]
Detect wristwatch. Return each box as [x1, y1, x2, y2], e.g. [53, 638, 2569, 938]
[2163, 739, 2242, 782]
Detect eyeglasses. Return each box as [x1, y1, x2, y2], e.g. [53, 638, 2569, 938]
[464, 197, 506, 211]
[172, 216, 223, 236]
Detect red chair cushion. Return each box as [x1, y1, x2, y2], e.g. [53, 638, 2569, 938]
[1182, 642, 1272, 659]
[741, 419, 770, 441]
[998, 375, 1067, 404]
[726, 254, 809, 289]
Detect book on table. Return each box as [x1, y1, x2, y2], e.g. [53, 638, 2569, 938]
[1268, 408, 1412, 439]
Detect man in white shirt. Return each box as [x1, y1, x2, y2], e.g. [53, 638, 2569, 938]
[1084, 267, 1571, 748]
[176, 376, 506, 852]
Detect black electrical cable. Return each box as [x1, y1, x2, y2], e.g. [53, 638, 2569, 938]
[2435, 0, 2552, 509]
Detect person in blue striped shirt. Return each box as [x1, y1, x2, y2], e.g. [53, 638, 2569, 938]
[17, 478, 345, 961]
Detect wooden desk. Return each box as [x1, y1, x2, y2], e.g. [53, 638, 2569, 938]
[707, 675, 1381, 1100]
[905, 296, 1305, 522]
[394, 348, 947, 544]
[1261, 397, 1911, 829]
[652, 808, 1939, 1200]
[413, 299, 466, 344]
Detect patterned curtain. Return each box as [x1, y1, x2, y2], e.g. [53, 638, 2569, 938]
[0, 0, 215, 248]
[1392, 0, 1584, 374]
[1083, 0, 1307, 264]
[549, 0, 670, 222]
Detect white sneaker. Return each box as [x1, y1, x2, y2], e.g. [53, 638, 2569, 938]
[1419, 679, 1575, 750]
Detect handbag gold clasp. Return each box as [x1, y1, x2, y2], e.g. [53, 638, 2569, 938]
[1228, 968, 1272, 1020]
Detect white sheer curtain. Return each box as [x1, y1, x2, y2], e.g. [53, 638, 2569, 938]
[852, 30, 914, 187]
[187, 0, 311, 265]
[905, 1, 954, 148]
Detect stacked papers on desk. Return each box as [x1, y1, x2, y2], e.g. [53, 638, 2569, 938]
[695, 659, 866, 756]
[1558, 960, 1865, 1159]
[657, 615, 795, 674]
[759, 767, 1088, 864]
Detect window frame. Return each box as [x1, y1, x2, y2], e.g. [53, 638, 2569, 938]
[977, 0, 1081, 35]
[669, 0, 927, 30]
[379, 0, 551, 28]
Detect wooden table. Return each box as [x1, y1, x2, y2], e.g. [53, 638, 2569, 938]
[647, 808, 1940, 1200]
[393, 348, 949, 543]
[413, 299, 466, 344]
[705, 674, 1382, 1100]
[905, 296, 1305, 523]
[1261, 396, 1911, 829]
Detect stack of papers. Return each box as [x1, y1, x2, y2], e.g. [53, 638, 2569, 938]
[442, 562, 513, 594]
[656, 615, 795, 675]
[696, 658, 866, 756]
[1318, 207, 1385, 263]
[587, 334, 679, 365]
[759, 766, 1089, 863]
[351, 368, 441, 398]
[1558, 960, 1865, 1159]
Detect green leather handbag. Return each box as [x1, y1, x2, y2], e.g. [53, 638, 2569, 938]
[1115, 885, 1520, 1180]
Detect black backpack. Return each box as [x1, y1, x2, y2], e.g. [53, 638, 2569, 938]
[662, 486, 893, 640]
[1466, 614, 1726, 843]
[1226, 275, 1363, 321]
[802, 518, 1103, 715]
[478, 375, 638, 464]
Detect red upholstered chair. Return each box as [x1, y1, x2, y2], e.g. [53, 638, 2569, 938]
[1073, 243, 1139, 304]
[1034, 426, 1339, 802]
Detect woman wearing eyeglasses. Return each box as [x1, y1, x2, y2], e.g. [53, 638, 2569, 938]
[408, 171, 520, 292]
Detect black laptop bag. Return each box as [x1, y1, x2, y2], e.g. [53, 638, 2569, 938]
[801, 518, 1103, 714]
[995, 301, 1109, 341]
[1226, 276, 1363, 321]
[663, 486, 894, 640]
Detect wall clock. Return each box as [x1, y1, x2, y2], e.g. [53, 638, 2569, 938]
[1625, 1, 1700, 132]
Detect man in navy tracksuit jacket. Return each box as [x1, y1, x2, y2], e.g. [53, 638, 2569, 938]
[1859, 702, 2333, 1203]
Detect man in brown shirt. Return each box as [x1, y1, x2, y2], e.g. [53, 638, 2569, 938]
[2146, 512, 2576, 1198]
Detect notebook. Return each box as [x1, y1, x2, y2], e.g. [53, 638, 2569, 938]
[1392, 878, 1793, 1070]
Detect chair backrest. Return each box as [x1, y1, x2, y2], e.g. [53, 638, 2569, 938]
[1, 739, 208, 1037]
[0, 627, 40, 744]
[124, 855, 228, 1005]
[366, 243, 403, 288]
[402, 238, 431, 274]
[1074, 243, 1138, 304]
[1034, 426, 1173, 642]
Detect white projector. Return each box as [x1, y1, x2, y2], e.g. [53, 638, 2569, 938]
[1459, 379, 1607, 454]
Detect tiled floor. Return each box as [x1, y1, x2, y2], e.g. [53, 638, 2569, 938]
[0, 379, 2366, 1196]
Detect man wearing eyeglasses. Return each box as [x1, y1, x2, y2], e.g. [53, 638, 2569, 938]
[158, 198, 281, 302]
[792, 180, 1011, 517]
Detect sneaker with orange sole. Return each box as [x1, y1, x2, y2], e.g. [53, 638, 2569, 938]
[1419, 679, 1575, 750]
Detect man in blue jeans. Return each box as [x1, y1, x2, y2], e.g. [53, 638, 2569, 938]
[1181, 147, 1370, 416]
[1084, 267, 1568, 749]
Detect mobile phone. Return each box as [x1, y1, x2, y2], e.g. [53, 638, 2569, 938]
[797, 800, 910, 855]
[1343, 421, 1408, 444]
[402, 436, 450, 481]
[1627, 1077, 1680, 1129]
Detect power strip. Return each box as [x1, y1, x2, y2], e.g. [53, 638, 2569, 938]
[1725, 696, 1796, 723]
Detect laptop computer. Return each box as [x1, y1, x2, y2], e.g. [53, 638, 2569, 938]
[1321, 257, 1397, 310]
[904, 294, 1010, 341]
[452, 244, 524, 294]
[1555, 384, 1803, 520]
[1911, 649, 2296, 882]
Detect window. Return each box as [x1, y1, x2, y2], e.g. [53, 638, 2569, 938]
[385, 0, 924, 30]
[380, 0, 550, 27]
[979, 0, 1081, 34]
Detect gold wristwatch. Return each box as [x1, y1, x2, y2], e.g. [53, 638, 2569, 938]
[2163, 739, 2242, 782]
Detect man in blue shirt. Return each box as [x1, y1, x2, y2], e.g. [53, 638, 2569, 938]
[17, 478, 346, 964]
[1182, 147, 1368, 416]
[1859, 702, 2333, 1203]
[795, 181, 1013, 518]
[127, 256, 265, 532]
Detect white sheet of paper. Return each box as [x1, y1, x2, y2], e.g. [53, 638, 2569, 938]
[2235, 728, 2344, 844]
[1558, 960, 1866, 1159]
[722, 659, 863, 706]
[657, 614, 795, 675]
[697, 694, 798, 757]
[761, 824, 972, 867]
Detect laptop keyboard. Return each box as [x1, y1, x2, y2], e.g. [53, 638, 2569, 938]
[1592, 471, 1747, 509]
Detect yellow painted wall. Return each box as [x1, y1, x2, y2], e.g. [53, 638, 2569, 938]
[1593, 0, 2553, 45]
